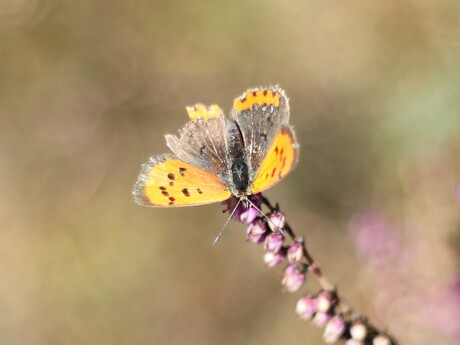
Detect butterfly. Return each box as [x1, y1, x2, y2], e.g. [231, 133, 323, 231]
[133, 86, 299, 207]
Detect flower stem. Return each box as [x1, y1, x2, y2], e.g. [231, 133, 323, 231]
[255, 195, 399, 345]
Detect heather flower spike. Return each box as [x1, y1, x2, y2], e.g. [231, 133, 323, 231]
[223, 193, 399, 345]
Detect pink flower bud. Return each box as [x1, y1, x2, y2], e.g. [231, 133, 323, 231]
[240, 206, 260, 224]
[313, 312, 331, 327]
[323, 316, 346, 343]
[282, 263, 307, 292]
[268, 212, 286, 232]
[264, 248, 286, 267]
[246, 219, 268, 244]
[350, 321, 367, 341]
[284, 262, 305, 275]
[296, 294, 317, 320]
[316, 291, 336, 313]
[287, 242, 303, 262]
[264, 232, 284, 253]
[373, 335, 392, 345]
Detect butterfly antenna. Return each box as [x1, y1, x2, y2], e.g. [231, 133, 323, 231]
[212, 198, 242, 245]
[245, 197, 287, 236]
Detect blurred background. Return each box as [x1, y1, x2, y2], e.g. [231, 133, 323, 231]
[1, 1, 459, 344]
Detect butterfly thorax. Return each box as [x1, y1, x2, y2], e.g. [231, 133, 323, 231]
[231, 160, 250, 197]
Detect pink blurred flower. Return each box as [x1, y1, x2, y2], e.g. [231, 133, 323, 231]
[347, 211, 401, 259]
[422, 279, 460, 339]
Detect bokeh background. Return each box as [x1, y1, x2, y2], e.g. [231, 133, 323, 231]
[1, 1, 459, 344]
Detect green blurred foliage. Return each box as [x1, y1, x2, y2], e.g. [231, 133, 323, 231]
[0, 1, 459, 344]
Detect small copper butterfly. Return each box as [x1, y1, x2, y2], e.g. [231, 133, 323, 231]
[133, 86, 299, 207]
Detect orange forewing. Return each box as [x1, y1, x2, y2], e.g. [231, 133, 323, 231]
[251, 125, 299, 194]
[133, 155, 231, 207]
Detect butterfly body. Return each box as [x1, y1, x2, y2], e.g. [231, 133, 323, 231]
[133, 86, 299, 207]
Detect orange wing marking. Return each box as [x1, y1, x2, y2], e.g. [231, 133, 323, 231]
[251, 125, 299, 194]
[186, 104, 223, 121]
[233, 89, 280, 112]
